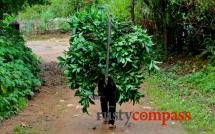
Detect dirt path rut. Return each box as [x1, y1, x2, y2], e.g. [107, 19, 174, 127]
[0, 36, 185, 134]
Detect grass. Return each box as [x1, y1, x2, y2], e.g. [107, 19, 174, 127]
[144, 64, 215, 134]
[13, 125, 37, 134]
[13, 126, 31, 134]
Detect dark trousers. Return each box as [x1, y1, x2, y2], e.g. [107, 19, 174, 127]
[100, 95, 116, 125]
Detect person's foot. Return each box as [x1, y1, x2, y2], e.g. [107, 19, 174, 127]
[108, 124, 116, 129]
[103, 119, 108, 124]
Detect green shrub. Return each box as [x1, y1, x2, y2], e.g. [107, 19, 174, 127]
[19, 0, 77, 20]
[19, 5, 48, 20]
[58, 21, 70, 32]
[0, 28, 41, 119]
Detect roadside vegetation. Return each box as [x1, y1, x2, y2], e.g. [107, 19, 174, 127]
[0, 26, 41, 120]
[0, 1, 41, 121]
[145, 59, 215, 134]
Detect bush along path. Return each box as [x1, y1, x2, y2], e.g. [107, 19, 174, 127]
[0, 36, 185, 134]
[0, 28, 41, 120]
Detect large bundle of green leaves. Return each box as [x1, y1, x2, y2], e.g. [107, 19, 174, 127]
[58, 9, 158, 113]
[0, 28, 41, 120]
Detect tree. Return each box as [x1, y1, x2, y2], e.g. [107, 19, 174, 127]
[142, 0, 168, 56]
[130, 0, 135, 22]
[0, 0, 47, 19]
[141, 0, 215, 56]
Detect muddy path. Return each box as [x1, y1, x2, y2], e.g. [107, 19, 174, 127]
[0, 36, 185, 134]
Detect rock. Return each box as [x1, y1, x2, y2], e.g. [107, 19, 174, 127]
[67, 104, 74, 107]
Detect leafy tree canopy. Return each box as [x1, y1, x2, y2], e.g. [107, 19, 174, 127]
[0, 0, 47, 19]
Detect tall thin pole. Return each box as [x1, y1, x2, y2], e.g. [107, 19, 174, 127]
[105, 13, 112, 85]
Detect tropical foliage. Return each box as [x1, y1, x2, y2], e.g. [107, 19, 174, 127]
[0, 24, 41, 120]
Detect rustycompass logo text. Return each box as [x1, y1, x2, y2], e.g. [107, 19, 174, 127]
[97, 111, 191, 125]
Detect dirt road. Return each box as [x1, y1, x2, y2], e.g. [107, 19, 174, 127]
[0, 36, 185, 134]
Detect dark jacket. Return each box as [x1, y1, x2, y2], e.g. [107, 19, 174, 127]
[98, 75, 119, 102]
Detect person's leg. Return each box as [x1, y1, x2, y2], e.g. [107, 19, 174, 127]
[108, 97, 116, 126]
[100, 96, 108, 123]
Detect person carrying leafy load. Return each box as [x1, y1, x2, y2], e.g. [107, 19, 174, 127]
[58, 8, 159, 128]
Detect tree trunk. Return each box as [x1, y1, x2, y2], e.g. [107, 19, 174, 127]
[164, 27, 168, 57]
[0, 1, 3, 20]
[130, 0, 135, 22]
[162, 0, 168, 57]
[0, 14, 3, 20]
